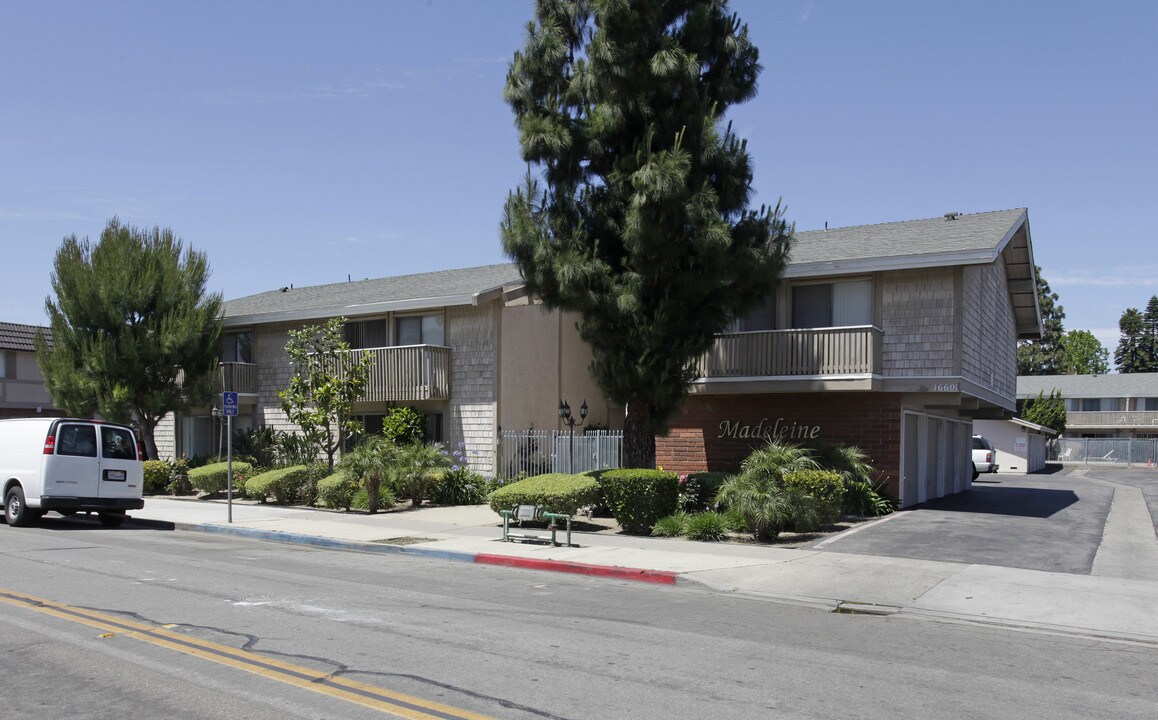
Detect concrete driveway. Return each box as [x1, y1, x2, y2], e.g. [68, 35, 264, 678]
[811, 466, 1158, 579]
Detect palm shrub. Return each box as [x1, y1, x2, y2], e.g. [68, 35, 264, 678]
[685, 511, 730, 542]
[717, 442, 819, 542]
[352, 484, 397, 511]
[338, 436, 397, 513]
[651, 512, 689, 538]
[813, 444, 893, 517]
[597, 469, 680, 535]
[232, 426, 280, 469]
[393, 442, 451, 508]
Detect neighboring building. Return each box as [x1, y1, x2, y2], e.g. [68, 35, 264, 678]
[159, 265, 619, 476]
[658, 208, 1042, 507]
[165, 208, 1039, 508]
[0, 322, 63, 419]
[1018, 373, 1158, 439]
[973, 417, 1057, 474]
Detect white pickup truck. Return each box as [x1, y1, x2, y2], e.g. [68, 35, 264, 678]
[971, 434, 999, 480]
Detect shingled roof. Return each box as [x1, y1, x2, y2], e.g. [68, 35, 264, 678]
[223, 263, 523, 325]
[0, 322, 51, 352]
[1019, 373, 1158, 399]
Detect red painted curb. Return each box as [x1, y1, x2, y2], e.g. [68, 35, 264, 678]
[473, 553, 679, 584]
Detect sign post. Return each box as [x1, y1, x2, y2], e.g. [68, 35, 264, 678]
[222, 392, 238, 523]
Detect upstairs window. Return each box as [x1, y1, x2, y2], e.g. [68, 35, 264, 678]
[344, 319, 388, 349]
[730, 295, 777, 332]
[396, 314, 444, 346]
[0, 351, 7, 378]
[791, 279, 872, 329]
[222, 331, 253, 364]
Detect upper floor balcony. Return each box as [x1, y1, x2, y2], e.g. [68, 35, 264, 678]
[695, 326, 883, 379]
[346, 344, 451, 403]
[219, 362, 257, 395]
[1066, 410, 1158, 429]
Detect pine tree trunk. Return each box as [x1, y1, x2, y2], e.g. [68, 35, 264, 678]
[623, 400, 657, 470]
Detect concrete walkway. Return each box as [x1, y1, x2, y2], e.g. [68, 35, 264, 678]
[1080, 470, 1158, 581]
[112, 492, 1158, 646]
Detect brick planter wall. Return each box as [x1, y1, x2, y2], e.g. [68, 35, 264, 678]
[658, 393, 903, 498]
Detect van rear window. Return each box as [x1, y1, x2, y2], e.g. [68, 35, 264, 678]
[57, 424, 98, 457]
[101, 427, 137, 460]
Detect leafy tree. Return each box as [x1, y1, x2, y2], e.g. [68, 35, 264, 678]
[1021, 389, 1066, 436]
[279, 317, 373, 472]
[1114, 307, 1154, 373]
[1062, 330, 1109, 375]
[1016, 266, 1065, 376]
[36, 218, 222, 459]
[501, 0, 791, 468]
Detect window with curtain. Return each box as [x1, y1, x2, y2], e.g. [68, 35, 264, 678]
[729, 295, 777, 332]
[222, 331, 253, 363]
[344, 319, 388, 349]
[395, 314, 444, 346]
[791, 279, 872, 328]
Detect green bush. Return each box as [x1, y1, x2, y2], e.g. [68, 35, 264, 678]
[597, 469, 680, 535]
[188, 461, 254, 496]
[651, 512, 689, 537]
[843, 478, 895, 517]
[685, 511, 730, 542]
[143, 460, 172, 494]
[246, 465, 311, 505]
[382, 406, 425, 444]
[316, 471, 358, 510]
[487, 473, 600, 517]
[783, 469, 845, 529]
[169, 458, 191, 495]
[428, 468, 492, 506]
[679, 471, 730, 512]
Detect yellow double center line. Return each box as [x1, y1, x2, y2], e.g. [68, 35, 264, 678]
[0, 588, 496, 720]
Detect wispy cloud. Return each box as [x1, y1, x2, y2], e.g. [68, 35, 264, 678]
[192, 79, 407, 106]
[800, 0, 814, 23]
[454, 56, 508, 65]
[1052, 272, 1158, 287]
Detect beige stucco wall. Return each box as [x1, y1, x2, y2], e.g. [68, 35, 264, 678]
[498, 304, 620, 434]
[961, 258, 1018, 399]
[879, 268, 957, 377]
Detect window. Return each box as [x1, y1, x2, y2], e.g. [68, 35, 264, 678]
[1072, 398, 1123, 412]
[1139, 398, 1158, 411]
[57, 424, 97, 457]
[0, 351, 7, 378]
[731, 295, 777, 332]
[395, 314, 444, 346]
[222, 331, 253, 364]
[101, 426, 137, 460]
[344, 319, 388, 349]
[791, 279, 872, 328]
[425, 413, 443, 443]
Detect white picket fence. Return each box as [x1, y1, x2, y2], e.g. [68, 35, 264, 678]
[497, 429, 623, 479]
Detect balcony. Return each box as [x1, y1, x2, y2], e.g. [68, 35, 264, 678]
[219, 362, 257, 395]
[695, 326, 883, 379]
[349, 345, 451, 402]
[1066, 411, 1158, 429]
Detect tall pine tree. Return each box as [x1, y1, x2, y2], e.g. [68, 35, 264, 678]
[36, 218, 223, 458]
[1016, 266, 1065, 375]
[1115, 305, 1157, 373]
[501, 0, 791, 468]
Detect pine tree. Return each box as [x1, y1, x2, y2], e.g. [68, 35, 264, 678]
[35, 218, 223, 459]
[501, 0, 791, 468]
[1115, 306, 1156, 373]
[1021, 390, 1066, 435]
[1016, 266, 1065, 375]
[1141, 295, 1158, 369]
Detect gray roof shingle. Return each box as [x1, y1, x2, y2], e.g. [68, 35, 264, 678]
[1018, 374, 1158, 399]
[0, 322, 51, 352]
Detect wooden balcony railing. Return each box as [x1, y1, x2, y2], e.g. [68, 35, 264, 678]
[1066, 410, 1158, 428]
[219, 362, 257, 395]
[347, 345, 451, 402]
[695, 326, 883, 379]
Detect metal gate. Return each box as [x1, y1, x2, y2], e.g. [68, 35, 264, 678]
[497, 429, 623, 480]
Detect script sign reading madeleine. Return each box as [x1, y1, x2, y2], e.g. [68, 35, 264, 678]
[719, 417, 820, 441]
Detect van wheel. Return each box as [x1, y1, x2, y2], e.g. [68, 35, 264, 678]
[5, 486, 36, 527]
[972, 464, 980, 480]
[98, 512, 126, 528]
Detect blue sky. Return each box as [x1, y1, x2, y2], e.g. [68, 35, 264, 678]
[2, 1, 1155, 355]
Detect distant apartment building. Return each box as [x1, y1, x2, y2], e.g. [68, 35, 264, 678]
[1018, 373, 1158, 439]
[0, 322, 62, 419]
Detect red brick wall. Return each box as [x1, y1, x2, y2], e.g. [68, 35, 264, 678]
[658, 393, 903, 497]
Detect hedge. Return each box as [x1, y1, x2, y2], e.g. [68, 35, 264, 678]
[783, 468, 845, 529]
[487, 473, 599, 517]
[188, 461, 254, 496]
[316, 471, 358, 510]
[597, 469, 680, 535]
[246, 465, 311, 505]
[143, 460, 172, 494]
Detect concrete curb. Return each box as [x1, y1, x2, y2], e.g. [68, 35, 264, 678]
[127, 517, 682, 584]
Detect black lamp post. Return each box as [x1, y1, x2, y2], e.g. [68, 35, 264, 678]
[559, 399, 588, 473]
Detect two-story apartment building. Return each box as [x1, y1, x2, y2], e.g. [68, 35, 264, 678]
[658, 208, 1041, 507]
[161, 208, 1039, 508]
[0, 322, 62, 419]
[1018, 373, 1158, 439]
[157, 264, 618, 477]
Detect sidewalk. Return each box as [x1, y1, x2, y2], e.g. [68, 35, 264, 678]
[124, 497, 1158, 645]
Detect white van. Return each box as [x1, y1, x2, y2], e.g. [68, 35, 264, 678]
[0, 418, 144, 527]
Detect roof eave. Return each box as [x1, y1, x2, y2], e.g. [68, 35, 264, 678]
[223, 292, 483, 328]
